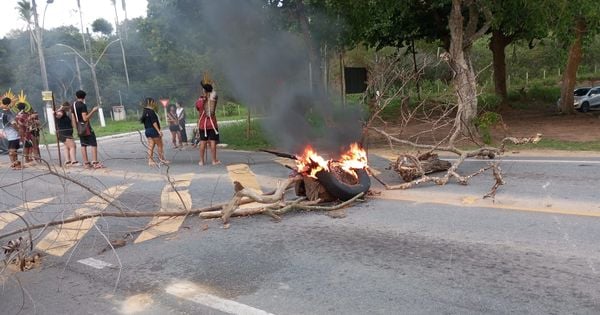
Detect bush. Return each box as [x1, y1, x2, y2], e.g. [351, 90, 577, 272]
[474, 111, 502, 144]
[478, 93, 501, 111]
[527, 85, 561, 103]
[223, 102, 239, 116]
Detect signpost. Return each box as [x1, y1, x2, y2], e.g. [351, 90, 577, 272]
[42, 91, 56, 135]
[42, 90, 62, 166]
[160, 98, 169, 126]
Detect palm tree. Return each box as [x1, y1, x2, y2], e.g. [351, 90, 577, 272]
[20, 0, 49, 92]
[121, 0, 128, 41]
[16, 0, 34, 54]
[76, 0, 87, 52]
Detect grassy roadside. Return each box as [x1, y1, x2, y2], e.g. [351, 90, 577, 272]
[40, 120, 600, 152]
[40, 111, 251, 145]
[37, 113, 600, 152]
[504, 139, 600, 152]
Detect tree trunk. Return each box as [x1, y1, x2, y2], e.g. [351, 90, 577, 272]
[448, 0, 479, 138]
[489, 30, 512, 109]
[31, 0, 49, 91]
[559, 19, 587, 114]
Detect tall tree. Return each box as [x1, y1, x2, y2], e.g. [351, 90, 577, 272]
[556, 0, 600, 114]
[76, 0, 88, 52]
[16, 0, 35, 54]
[23, 0, 50, 92]
[91, 18, 114, 36]
[487, 0, 558, 107]
[447, 0, 491, 136]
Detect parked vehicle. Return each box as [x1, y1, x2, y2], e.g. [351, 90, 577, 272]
[557, 87, 600, 112]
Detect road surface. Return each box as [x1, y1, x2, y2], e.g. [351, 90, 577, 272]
[0, 133, 599, 314]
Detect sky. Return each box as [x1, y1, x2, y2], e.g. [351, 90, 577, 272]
[0, 0, 148, 38]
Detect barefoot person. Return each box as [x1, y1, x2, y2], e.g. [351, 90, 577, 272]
[55, 102, 78, 166]
[15, 102, 33, 164]
[72, 90, 103, 168]
[176, 102, 188, 145]
[167, 104, 182, 148]
[140, 98, 169, 166]
[0, 97, 21, 169]
[195, 83, 220, 166]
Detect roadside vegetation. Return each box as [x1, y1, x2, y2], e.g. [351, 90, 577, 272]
[3, 0, 600, 152]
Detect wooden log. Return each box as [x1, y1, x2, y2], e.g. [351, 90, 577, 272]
[303, 176, 336, 202]
[392, 153, 451, 182]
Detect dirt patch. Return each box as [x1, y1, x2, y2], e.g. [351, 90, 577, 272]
[368, 108, 600, 158]
[492, 109, 600, 142]
[369, 108, 600, 146]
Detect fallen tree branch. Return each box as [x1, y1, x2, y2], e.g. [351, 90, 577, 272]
[201, 192, 365, 220]
[221, 176, 302, 224]
[0, 199, 258, 241]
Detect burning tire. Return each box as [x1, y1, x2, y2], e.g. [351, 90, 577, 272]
[316, 168, 370, 201]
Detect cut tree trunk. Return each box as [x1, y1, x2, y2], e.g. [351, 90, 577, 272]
[295, 176, 335, 202]
[391, 153, 451, 182]
[559, 18, 587, 114]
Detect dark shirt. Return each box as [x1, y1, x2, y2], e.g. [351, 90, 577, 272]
[56, 110, 73, 136]
[73, 100, 87, 122]
[141, 108, 160, 130]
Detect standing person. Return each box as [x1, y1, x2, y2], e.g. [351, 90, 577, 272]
[196, 83, 220, 166]
[72, 90, 103, 169]
[140, 98, 169, 166]
[167, 104, 182, 148]
[55, 102, 78, 166]
[27, 109, 41, 162]
[0, 97, 21, 169]
[176, 102, 188, 145]
[15, 102, 33, 164]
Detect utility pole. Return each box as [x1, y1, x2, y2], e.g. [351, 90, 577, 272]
[31, 0, 55, 133]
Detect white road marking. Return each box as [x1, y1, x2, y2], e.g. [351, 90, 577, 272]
[77, 257, 113, 269]
[166, 281, 274, 315]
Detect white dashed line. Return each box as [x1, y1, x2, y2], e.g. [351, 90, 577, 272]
[166, 281, 274, 315]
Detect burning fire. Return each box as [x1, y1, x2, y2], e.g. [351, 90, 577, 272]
[296, 143, 368, 178]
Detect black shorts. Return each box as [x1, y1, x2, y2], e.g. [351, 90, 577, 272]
[199, 129, 219, 142]
[80, 132, 97, 147]
[8, 139, 20, 150]
[58, 131, 73, 143]
[145, 128, 160, 138]
[169, 125, 181, 132]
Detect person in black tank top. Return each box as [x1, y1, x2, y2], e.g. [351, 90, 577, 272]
[140, 98, 169, 166]
[55, 102, 78, 166]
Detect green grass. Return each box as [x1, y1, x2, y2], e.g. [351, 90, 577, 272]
[92, 120, 141, 137]
[218, 121, 271, 150]
[504, 139, 600, 151]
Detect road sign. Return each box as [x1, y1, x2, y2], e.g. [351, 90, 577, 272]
[42, 91, 53, 101]
[160, 99, 170, 108]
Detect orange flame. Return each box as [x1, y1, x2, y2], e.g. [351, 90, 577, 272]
[296, 143, 368, 178]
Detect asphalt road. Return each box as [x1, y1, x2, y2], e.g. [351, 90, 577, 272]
[0, 133, 599, 314]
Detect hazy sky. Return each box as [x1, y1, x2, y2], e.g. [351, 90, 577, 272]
[0, 0, 148, 37]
